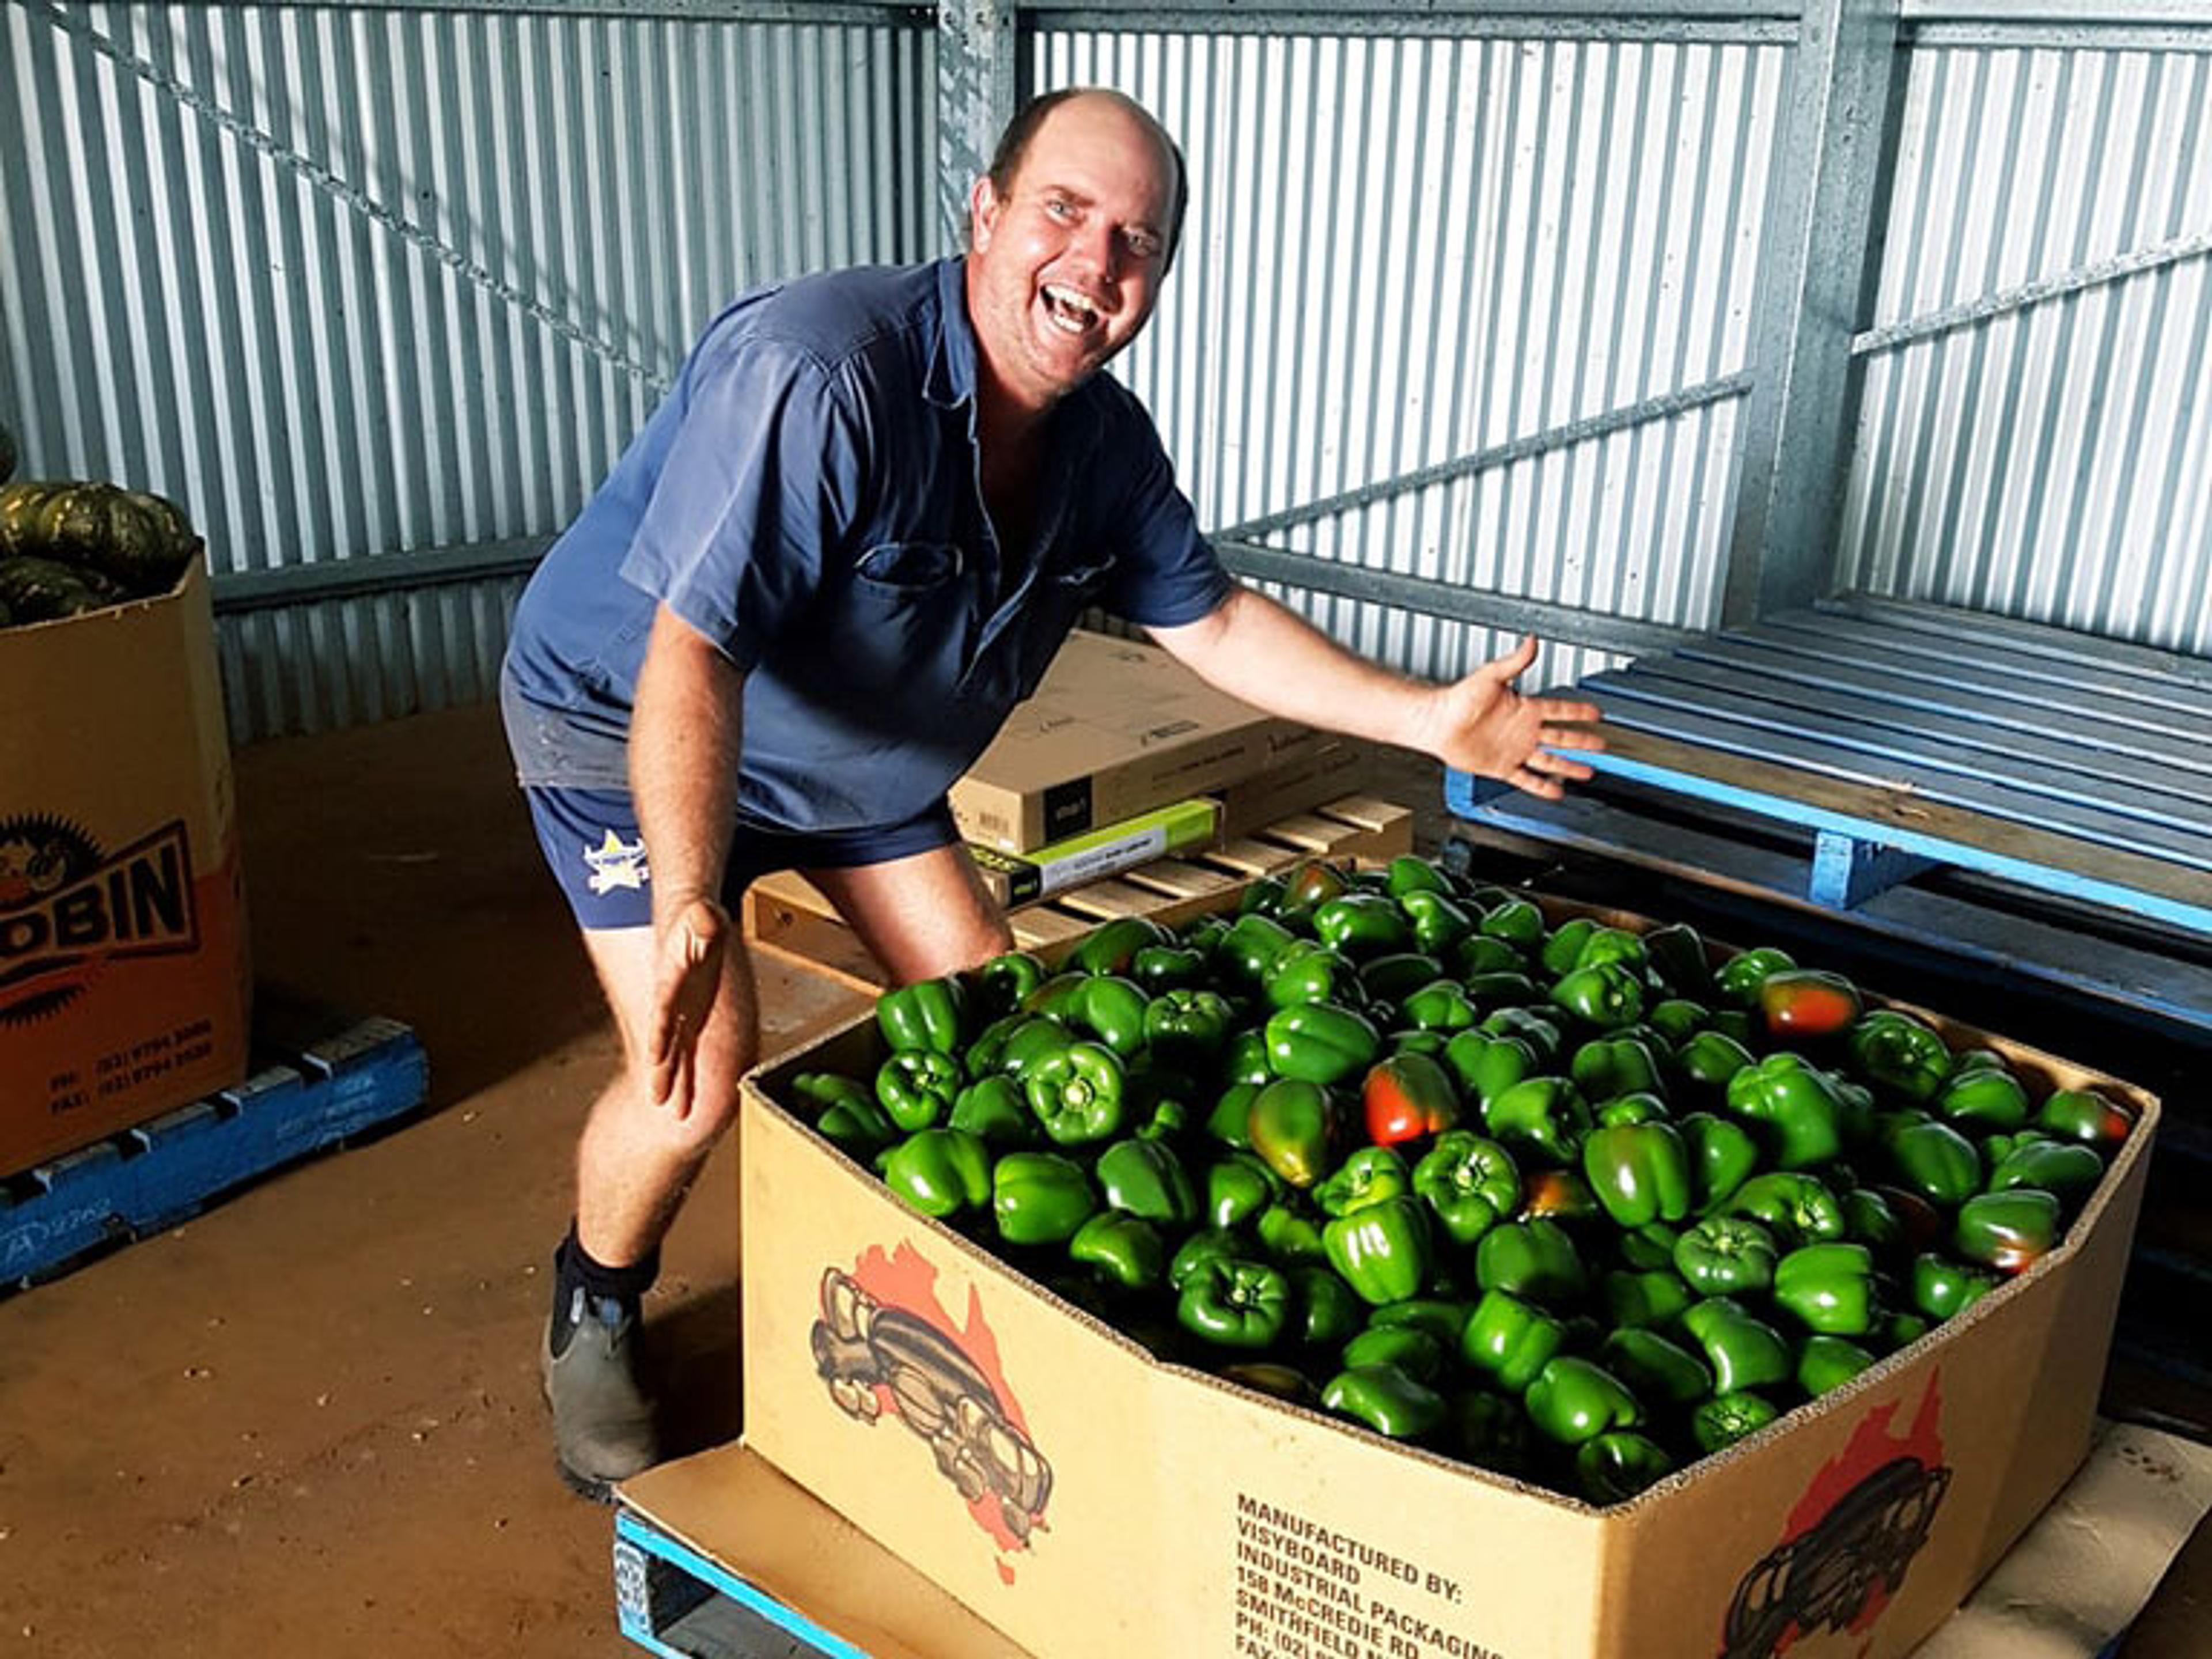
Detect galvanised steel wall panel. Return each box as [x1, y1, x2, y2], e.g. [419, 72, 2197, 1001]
[0, 2, 935, 738]
[1836, 31, 2212, 656]
[1035, 25, 1787, 692]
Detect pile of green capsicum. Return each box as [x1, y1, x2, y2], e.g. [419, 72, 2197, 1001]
[787, 853, 2137, 1508]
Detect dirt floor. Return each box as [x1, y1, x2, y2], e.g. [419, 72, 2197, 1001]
[1, 699, 2205, 1657]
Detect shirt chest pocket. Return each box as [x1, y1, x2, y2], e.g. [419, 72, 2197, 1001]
[831, 540, 976, 689]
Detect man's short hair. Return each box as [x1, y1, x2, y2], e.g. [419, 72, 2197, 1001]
[986, 88, 1190, 272]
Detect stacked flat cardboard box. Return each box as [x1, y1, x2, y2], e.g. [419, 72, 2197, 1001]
[630, 887, 2158, 1659]
[946, 630, 1368, 904]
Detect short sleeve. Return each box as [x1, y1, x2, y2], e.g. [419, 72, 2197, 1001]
[618, 336, 866, 672]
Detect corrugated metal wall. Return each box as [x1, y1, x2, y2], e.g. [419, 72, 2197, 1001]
[1037, 21, 1790, 694]
[1835, 20, 2212, 655]
[0, 1, 937, 738]
[6, 4, 2207, 742]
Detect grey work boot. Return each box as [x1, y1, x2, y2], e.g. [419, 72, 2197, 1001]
[541, 1287, 660, 1501]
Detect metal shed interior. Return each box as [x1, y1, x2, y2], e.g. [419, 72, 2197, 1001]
[3, 5, 2211, 1656]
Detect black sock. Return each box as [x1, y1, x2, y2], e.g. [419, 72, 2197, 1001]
[549, 1222, 658, 1354]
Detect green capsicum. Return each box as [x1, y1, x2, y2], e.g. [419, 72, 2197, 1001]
[1096, 1135, 1200, 1227]
[1680, 1297, 1796, 1393]
[1986, 1139, 2104, 1211]
[1725, 1051, 1849, 1170]
[1772, 1241, 1878, 1336]
[1320, 1363, 1447, 1441]
[876, 1048, 964, 1132]
[991, 1149, 1098, 1245]
[2037, 1086, 2135, 1153]
[1206, 1151, 1285, 1230]
[1797, 1334, 1877, 1396]
[1525, 1356, 1642, 1445]
[1599, 1327, 1714, 1406]
[1910, 1252, 1998, 1322]
[1673, 1213, 1780, 1298]
[974, 949, 1048, 1019]
[1400, 978, 1481, 1033]
[1714, 946, 1797, 1009]
[1845, 1009, 1955, 1104]
[1341, 1325, 1449, 1385]
[948, 1074, 1037, 1148]
[1691, 1391, 1781, 1453]
[1177, 1256, 1294, 1349]
[1263, 941, 1362, 1010]
[1385, 853, 1452, 898]
[1022, 1040, 1129, 1146]
[876, 974, 971, 1054]
[878, 1126, 993, 1219]
[1444, 1031, 1538, 1107]
[1068, 1211, 1166, 1289]
[1570, 1036, 1666, 1105]
[1953, 1188, 2061, 1274]
[1672, 1028, 1756, 1097]
[1936, 1066, 2030, 1132]
[1321, 1195, 1434, 1306]
[1312, 892, 1413, 960]
[1397, 888, 1475, 956]
[1066, 974, 1152, 1057]
[1550, 961, 1647, 1030]
[1677, 1111, 1761, 1209]
[1482, 1075, 1592, 1166]
[1246, 1077, 1338, 1188]
[1128, 941, 1207, 995]
[1575, 1431, 1676, 1505]
[1581, 1119, 1694, 1229]
[1728, 1171, 1847, 1250]
[1461, 1287, 1567, 1391]
[1290, 1264, 1364, 1348]
[1885, 1118, 1983, 1209]
[1314, 1144, 1414, 1218]
[1474, 1217, 1588, 1303]
[1480, 897, 1547, 948]
[792, 1070, 898, 1156]
[1642, 922, 1715, 997]
[1603, 1268, 1696, 1331]
[1069, 914, 1172, 978]
[1256, 1200, 1330, 1266]
[1540, 917, 1600, 979]
[1411, 1131, 1521, 1247]
[1265, 1001, 1382, 1086]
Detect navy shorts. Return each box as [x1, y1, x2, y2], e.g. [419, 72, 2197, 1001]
[522, 787, 961, 932]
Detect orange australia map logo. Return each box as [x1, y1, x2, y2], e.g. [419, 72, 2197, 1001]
[1721, 1369, 1952, 1658]
[810, 1248, 1052, 1574]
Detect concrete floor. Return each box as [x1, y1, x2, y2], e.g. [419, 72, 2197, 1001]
[0, 700, 863, 1658]
[2, 699, 2203, 1657]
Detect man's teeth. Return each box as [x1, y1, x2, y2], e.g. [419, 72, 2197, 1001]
[1043, 286, 1099, 333]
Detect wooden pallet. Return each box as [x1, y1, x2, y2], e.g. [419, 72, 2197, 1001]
[0, 1010, 428, 1288]
[1448, 594, 2212, 1033]
[743, 795, 1414, 994]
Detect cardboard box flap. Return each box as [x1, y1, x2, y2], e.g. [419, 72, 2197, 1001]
[618, 1444, 1030, 1658]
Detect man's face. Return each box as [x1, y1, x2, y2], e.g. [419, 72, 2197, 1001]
[967, 96, 1177, 412]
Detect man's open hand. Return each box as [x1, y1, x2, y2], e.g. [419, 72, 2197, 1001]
[1429, 635, 1605, 800]
[645, 893, 731, 1115]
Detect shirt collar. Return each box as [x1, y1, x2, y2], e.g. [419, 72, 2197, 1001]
[925, 256, 975, 410]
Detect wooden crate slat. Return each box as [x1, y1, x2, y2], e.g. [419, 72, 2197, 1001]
[1007, 908, 1095, 950]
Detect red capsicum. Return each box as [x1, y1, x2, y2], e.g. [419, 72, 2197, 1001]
[1363, 1050, 1463, 1147]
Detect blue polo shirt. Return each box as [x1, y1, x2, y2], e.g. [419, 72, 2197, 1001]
[502, 257, 1233, 832]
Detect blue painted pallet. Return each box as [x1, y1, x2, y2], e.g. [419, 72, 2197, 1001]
[1453, 593, 2212, 912]
[0, 1016, 427, 1287]
[615, 1510, 858, 1659]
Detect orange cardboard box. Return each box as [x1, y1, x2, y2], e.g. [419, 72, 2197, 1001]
[0, 560, 251, 1175]
[700, 891, 2157, 1659]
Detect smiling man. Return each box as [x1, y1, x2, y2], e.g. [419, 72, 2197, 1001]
[499, 87, 1603, 1500]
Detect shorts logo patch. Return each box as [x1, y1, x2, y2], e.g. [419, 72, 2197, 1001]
[582, 828, 650, 896]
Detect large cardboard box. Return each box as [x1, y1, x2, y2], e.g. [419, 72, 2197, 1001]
[951, 631, 1326, 853]
[728, 892, 2157, 1659]
[0, 561, 251, 1175]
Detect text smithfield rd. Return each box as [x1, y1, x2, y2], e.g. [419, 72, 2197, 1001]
[1232, 1493, 1506, 1659]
